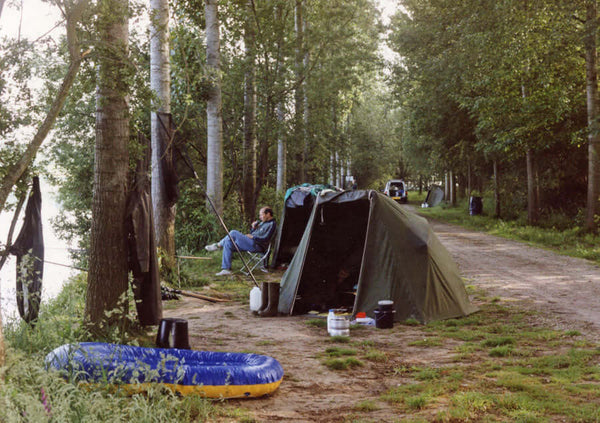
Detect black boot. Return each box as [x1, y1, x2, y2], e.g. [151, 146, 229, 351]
[258, 283, 280, 317]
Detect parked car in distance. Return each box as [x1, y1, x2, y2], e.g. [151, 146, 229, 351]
[384, 179, 408, 203]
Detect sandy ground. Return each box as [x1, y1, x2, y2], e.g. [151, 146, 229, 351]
[164, 210, 600, 422]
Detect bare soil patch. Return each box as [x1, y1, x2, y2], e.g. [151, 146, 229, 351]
[164, 216, 600, 422]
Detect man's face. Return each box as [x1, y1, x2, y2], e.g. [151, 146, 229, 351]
[259, 208, 271, 222]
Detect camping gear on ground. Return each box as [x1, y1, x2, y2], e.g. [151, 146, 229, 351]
[469, 196, 483, 215]
[271, 183, 342, 267]
[352, 312, 375, 326]
[327, 309, 350, 336]
[9, 176, 44, 324]
[249, 286, 262, 311]
[156, 318, 191, 349]
[422, 185, 444, 208]
[374, 300, 395, 329]
[278, 190, 477, 323]
[45, 342, 284, 398]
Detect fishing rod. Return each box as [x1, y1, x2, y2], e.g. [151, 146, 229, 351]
[174, 136, 260, 288]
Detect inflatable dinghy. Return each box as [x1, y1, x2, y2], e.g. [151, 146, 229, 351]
[45, 342, 283, 398]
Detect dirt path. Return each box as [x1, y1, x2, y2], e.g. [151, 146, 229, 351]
[164, 212, 600, 422]
[429, 219, 600, 337]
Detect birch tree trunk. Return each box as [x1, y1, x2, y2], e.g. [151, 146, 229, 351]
[150, 0, 175, 258]
[294, 0, 305, 182]
[205, 0, 223, 215]
[85, 0, 130, 324]
[242, 0, 257, 221]
[585, 0, 600, 232]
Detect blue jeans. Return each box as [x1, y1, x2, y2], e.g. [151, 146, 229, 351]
[219, 230, 260, 270]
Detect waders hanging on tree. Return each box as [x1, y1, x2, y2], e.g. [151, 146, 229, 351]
[9, 176, 44, 324]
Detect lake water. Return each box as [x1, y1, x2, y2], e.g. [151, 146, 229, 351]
[0, 180, 73, 323]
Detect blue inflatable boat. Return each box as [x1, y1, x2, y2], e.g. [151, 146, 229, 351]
[45, 342, 284, 398]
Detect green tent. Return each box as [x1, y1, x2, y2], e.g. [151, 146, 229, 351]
[278, 190, 477, 323]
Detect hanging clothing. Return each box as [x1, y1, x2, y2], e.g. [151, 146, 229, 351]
[125, 134, 162, 326]
[9, 176, 44, 324]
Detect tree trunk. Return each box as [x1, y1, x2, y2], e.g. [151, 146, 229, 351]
[205, 0, 224, 215]
[294, 0, 305, 182]
[444, 172, 449, 202]
[467, 162, 472, 196]
[493, 159, 501, 218]
[242, 0, 257, 222]
[526, 149, 538, 224]
[85, 0, 130, 324]
[150, 0, 175, 260]
[585, 0, 600, 232]
[0, 1, 85, 213]
[149, 0, 176, 276]
[450, 170, 455, 206]
[276, 101, 286, 192]
[302, 16, 309, 180]
[274, 3, 286, 193]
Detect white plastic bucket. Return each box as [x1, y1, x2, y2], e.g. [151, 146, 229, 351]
[249, 287, 262, 311]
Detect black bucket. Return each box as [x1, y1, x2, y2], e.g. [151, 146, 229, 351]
[374, 301, 395, 329]
[156, 318, 191, 349]
[469, 196, 483, 216]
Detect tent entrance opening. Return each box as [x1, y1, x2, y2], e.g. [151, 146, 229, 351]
[294, 199, 369, 313]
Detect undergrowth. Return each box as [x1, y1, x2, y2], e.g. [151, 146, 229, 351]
[414, 194, 600, 265]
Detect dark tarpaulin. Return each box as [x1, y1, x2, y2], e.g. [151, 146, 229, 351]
[126, 134, 162, 325]
[272, 183, 341, 267]
[9, 176, 44, 324]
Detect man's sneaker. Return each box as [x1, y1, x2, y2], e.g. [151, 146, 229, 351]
[215, 269, 232, 276]
[205, 243, 220, 252]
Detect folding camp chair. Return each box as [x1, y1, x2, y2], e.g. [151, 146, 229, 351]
[239, 244, 272, 275]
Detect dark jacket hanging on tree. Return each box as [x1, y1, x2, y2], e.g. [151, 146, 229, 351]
[9, 176, 44, 324]
[126, 134, 163, 325]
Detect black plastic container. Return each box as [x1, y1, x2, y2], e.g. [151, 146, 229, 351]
[469, 196, 483, 216]
[374, 309, 395, 329]
[374, 300, 395, 329]
[156, 318, 191, 349]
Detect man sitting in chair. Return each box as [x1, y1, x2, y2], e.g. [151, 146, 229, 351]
[205, 206, 276, 276]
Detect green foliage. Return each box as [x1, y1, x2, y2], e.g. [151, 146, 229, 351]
[418, 199, 600, 266]
[388, 0, 589, 222]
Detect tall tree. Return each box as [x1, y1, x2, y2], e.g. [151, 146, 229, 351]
[294, 0, 305, 182]
[585, 0, 600, 231]
[205, 0, 223, 215]
[242, 0, 257, 221]
[150, 0, 175, 255]
[85, 0, 130, 324]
